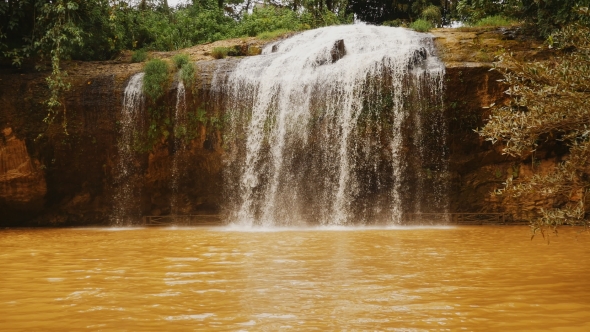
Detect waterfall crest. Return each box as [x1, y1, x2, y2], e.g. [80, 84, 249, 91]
[221, 25, 447, 226]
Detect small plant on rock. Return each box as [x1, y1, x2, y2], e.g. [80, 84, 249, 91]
[143, 58, 170, 101]
[180, 62, 196, 88]
[211, 47, 230, 59]
[410, 19, 433, 32]
[172, 53, 190, 69]
[131, 49, 148, 63]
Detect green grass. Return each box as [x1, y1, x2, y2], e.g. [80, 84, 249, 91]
[474, 15, 515, 27]
[143, 59, 170, 101]
[131, 49, 148, 63]
[180, 62, 196, 88]
[172, 53, 190, 69]
[256, 29, 292, 40]
[410, 19, 433, 32]
[211, 47, 231, 59]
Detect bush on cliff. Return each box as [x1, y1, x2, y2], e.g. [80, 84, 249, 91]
[180, 62, 196, 88]
[143, 59, 170, 102]
[479, 24, 590, 233]
[410, 19, 433, 32]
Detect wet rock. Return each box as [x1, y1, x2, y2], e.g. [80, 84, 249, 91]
[0, 127, 47, 224]
[330, 39, 346, 63]
[314, 39, 347, 66]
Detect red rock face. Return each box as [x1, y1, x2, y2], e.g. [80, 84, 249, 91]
[0, 29, 559, 226]
[0, 127, 47, 223]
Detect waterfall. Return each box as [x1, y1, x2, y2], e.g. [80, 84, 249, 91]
[221, 25, 447, 226]
[170, 80, 187, 215]
[112, 73, 145, 225]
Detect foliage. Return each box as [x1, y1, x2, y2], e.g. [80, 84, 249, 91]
[382, 19, 406, 27]
[143, 58, 170, 102]
[131, 49, 148, 63]
[172, 53, 190, 69]
[237, 7, 301, 37]
[211, 47, 230, 59]
[456, 0, 590, 36]
[257, 29, 293, 40]
[473, 15, 515, 27]
[180, 62, 196, 88]
[478, 25, 590, 232]
[410, 19, 433, 32]
[420, 5, 442, 27]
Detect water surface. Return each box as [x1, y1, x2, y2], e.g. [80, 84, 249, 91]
[1, 226, 589, 331]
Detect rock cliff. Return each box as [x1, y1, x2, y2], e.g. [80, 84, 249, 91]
[0, 29, 554, 226]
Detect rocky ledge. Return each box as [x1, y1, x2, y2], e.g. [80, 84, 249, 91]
[0, 28, 553, 226]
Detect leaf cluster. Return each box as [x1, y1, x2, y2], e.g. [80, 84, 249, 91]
[479, 25, 590, 230]
[143, 58, 170, 102]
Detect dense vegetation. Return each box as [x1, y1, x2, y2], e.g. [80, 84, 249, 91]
[480, 22, 590, 232]
[2, 1, 587, 68]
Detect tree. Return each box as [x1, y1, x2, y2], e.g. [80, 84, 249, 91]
[479, 22, 590, 232]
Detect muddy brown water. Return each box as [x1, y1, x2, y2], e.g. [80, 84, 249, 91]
[1, 226, 589, 331]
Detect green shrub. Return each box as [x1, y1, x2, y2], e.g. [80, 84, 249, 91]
[257, 29, 292, 40]
[247, 45, 262, 56]
[143, 59, 170, 101]
[474, 15, 515, 27]
[410, 19, 433, 32]
[172, 53, 190, 69]
[211, 47, 230, 59]
[421, 5, 442, 27]
[237, 7, 301, 37]
[131, 49, 148, 63]
[180, 62, 196, 88]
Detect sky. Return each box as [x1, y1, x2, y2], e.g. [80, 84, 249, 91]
[168, 0, 187, 6]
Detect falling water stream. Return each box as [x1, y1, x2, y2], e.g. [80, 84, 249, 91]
[112, 73, 145, 225]
[222, 26, 447, 227]
[170, 81, 187, 215]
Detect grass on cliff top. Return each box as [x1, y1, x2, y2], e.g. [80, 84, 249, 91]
[257, 29, 293, 40]
[474, 15, 517, 27]
[172, 53, 190, 69]
[410, 19, 433, 32]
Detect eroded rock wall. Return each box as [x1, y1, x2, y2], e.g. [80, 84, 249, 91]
[0, 29, 555, 226]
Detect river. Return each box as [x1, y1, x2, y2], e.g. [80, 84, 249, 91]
[1, 226, 589, 330]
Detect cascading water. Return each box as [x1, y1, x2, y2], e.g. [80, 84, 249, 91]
[221, 25, 447, 227]
[112, 73, 145, 225]
[170, 80, 187, 215]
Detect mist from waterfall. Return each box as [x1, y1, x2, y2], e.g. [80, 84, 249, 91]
[220, 25, 447, 227]
[112, 73, 145, 225]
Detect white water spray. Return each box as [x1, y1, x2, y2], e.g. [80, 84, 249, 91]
[112, 73, 144, 225]
[220, 25, 446, 226]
